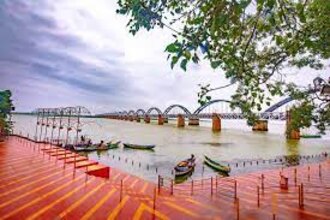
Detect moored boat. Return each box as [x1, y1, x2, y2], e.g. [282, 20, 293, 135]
[174, 157, 196, 177]
[123, 143, 155, 150]
[204, 155, 230, 174]
[73, 144, 98, 152]
[300, 134, 321, 138]
[107, 141, 121, 149]
[74, 141, 121, 152]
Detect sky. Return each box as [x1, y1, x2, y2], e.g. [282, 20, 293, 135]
[0, 0, 328, 114]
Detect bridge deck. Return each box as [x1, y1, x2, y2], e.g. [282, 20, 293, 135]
[0, 137, 329, 219]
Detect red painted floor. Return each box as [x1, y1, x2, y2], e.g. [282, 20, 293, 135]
[0, 136, 330, 219]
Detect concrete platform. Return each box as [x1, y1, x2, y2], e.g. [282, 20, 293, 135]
[1, 136, 329, 219]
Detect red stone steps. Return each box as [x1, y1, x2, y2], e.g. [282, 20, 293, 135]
[41, 148, 66, 153]
[57, 154, 79, 160]
[49, 151, 73, 156]
[36, 143, 111, 180]
[65, 156, 88, 164]
[74, 160, 98, 168]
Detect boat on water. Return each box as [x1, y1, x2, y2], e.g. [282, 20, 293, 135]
[73, 144, 98, 152]
[300, 134, 322, 138]
[73, 141, 121, 152]
[108, 141, 121, 149]
[98, 141, 121, 150]
[204, 155, 231, 175]
[123, 143, 155, 150]
[174, 157, 196, 177]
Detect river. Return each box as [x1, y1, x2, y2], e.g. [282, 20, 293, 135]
[12, 114, 330, 182]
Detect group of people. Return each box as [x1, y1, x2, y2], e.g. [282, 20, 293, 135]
[80, 135, 107, 148]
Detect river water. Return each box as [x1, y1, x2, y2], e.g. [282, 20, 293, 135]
[12, 114, 330, 182]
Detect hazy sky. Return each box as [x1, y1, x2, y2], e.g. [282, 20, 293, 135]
[0, 0, 328, 114]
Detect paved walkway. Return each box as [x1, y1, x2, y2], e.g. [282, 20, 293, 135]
[0, 136, 329, 219]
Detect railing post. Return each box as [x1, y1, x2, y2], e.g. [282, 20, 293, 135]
[300, 183, 304, 208]
[261, 174, 264, 193]
[170, 179, 174, 195]
[294, 168, 297, 186]
[308, 166, 310, 181]
[157, 175, 161, 194]
[298, 185, 301, 207]
[215, 176, 218, 193]
[234, 180, 237, 200]
[120, 179, 123, 202]
[153, 187, 157, 211]
[74, 152, 77, 168]
[211, 177, 214, 196]
[191, 180, 194, 196]
[319, 164, 322, 178]
[257, 185, 260, 207]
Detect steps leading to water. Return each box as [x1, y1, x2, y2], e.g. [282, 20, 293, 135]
[75, 160, 98, 168]
[10, 134, 111, 179]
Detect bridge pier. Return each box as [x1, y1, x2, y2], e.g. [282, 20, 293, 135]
[188, 117, 199, 126]
[163, 117, 168, 123]
[129, 116, 133, 122]
[177, 114, 185, 127]
[286, 110, 300, 139]
[144, 115, 151, 124]
[136, 117, 141, 123]
[252, 120, 268, 131]
[212, 113, 221, 132]
[158, 114, 164, 125]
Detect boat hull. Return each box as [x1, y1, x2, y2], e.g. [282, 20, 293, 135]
[123, 143, 155, 150]
[204, 155, 230, 174]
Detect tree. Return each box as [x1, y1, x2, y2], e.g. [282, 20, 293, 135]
[0, 90, 14, 137]
[117, 0, 330, 132]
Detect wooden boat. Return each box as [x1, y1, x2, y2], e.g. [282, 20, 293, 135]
[107, 141, 121, 149]
[74, 141, 121, 152]
[123, 143, 155, 150]
[300, 134, 321, 138]
[204, 155, 231, 174]
[73, 144, 98, 152]
[174, 158, 196, 177]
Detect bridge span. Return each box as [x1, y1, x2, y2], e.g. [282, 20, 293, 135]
[97, 99, 302, 139]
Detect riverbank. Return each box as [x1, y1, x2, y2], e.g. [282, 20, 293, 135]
[0, 136, 329, 219]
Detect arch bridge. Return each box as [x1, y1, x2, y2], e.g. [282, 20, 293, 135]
[100, 87, 321, 139]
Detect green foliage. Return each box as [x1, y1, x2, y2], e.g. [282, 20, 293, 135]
[0, 90, 14, 135]
[315, 104, 330, 134]
[117, 0, 330, 131]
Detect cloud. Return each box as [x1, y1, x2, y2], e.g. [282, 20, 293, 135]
[0, 0, 326, 114]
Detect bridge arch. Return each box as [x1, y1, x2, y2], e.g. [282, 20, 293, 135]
[264, 87, 320, 112]
[136, 109, 146, 116]
[146, 107, 163, 115]
[163, 104, 191, 116]
[120, 111, 128, 115]
[193, 99, 232, 115]
[128, 110, 135, 115]
[263, 97, 293, 112]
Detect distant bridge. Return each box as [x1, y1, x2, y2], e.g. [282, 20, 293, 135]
[98, 98, 289, 121]
[96, 96, 315, 138]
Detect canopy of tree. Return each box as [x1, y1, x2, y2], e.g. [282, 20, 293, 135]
[117, 0, 330, 133]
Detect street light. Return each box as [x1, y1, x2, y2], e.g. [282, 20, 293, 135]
[320, 84, 330, 96]
[313, 77, 330, 101]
